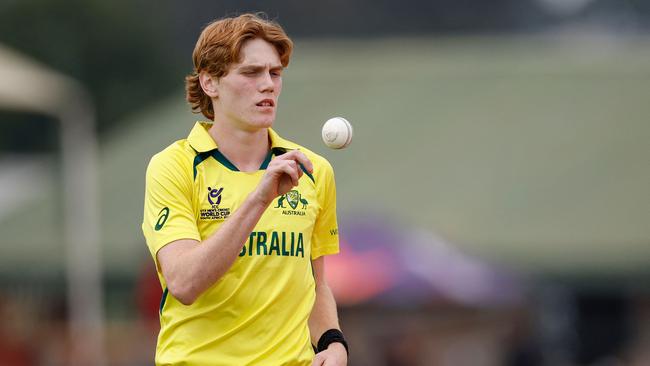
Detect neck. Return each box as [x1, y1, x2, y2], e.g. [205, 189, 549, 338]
[208, 120, 270, 172]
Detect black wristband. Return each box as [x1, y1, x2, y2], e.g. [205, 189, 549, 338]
[316, 329, 349, 356]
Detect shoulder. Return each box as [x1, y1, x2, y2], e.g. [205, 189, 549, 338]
[146, 139, 196, 180]
[303, 147, 334, 180]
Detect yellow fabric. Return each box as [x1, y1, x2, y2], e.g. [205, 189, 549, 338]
[142, 122, 339, 366]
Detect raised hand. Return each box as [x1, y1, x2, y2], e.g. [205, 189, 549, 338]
[253, 150, 313, 206]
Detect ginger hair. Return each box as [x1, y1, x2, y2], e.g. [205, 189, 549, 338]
[185, 13, 293, 120]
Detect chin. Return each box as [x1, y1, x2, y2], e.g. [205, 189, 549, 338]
[236, 111, 276, 130]
[251, 116, 275, 129]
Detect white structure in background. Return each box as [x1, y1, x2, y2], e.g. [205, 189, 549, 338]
[0, 44, 105, 366]
[0, 157, 48, 218]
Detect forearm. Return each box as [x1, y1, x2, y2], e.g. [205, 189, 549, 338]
[309, 281, 341, 345]
[308, 258, 348, 365]
[163, 192, 269, 304]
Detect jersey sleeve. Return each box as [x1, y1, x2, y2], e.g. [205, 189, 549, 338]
[311, 158, 340, 259]
[142, 150, 201, 269]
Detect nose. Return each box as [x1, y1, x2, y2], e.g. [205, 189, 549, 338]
[258, 71, 274, 93]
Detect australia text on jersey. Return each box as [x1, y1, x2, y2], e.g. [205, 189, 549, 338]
[239, 231, 305, 258]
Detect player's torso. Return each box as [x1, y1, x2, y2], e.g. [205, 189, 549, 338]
[194, 157, 320, 255]
[156, 151, 318, 366]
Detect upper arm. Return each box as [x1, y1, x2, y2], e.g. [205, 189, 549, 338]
[142, 151, 201, 270]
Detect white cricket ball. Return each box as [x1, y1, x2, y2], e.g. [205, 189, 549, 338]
[321, 117, 353, 149]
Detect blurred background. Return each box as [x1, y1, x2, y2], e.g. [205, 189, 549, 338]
[1, 0, 650, 365]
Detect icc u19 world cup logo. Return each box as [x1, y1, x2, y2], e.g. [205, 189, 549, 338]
[200, 186, 230, 221]
[207, 187, 223, 206]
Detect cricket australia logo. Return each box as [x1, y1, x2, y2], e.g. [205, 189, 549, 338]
[200, 186, 231, 221]
[275, 189, 308, 216]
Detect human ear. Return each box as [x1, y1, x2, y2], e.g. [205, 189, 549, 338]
[199, 72, 219, 98]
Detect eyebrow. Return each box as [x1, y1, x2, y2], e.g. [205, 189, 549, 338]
[238, 64, 284, 72]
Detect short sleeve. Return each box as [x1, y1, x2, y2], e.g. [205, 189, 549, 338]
[142, 150, 201, 269]
[311, 159, 340, 259]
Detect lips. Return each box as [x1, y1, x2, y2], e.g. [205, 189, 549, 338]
[256, 99, 275, 107]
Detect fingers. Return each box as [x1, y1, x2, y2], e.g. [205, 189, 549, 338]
[312, 348, 347, 366]
[269, 151, 310, 184]
[275, 149, 313, 174]
[276, 159, 301, 186]
[311, 353, 326, 366]
[260, 150, 312, 201]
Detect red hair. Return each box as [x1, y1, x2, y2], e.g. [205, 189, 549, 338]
[185, 13, 293, 120]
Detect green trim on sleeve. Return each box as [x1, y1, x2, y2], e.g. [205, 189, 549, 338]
[300, 163, 315, 183]
[159, 287, 169, 314]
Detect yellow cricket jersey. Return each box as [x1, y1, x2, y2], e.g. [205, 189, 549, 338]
[142, 122, 340, 366]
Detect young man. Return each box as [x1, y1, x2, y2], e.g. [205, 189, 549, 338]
[142, 14, 348, 366]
